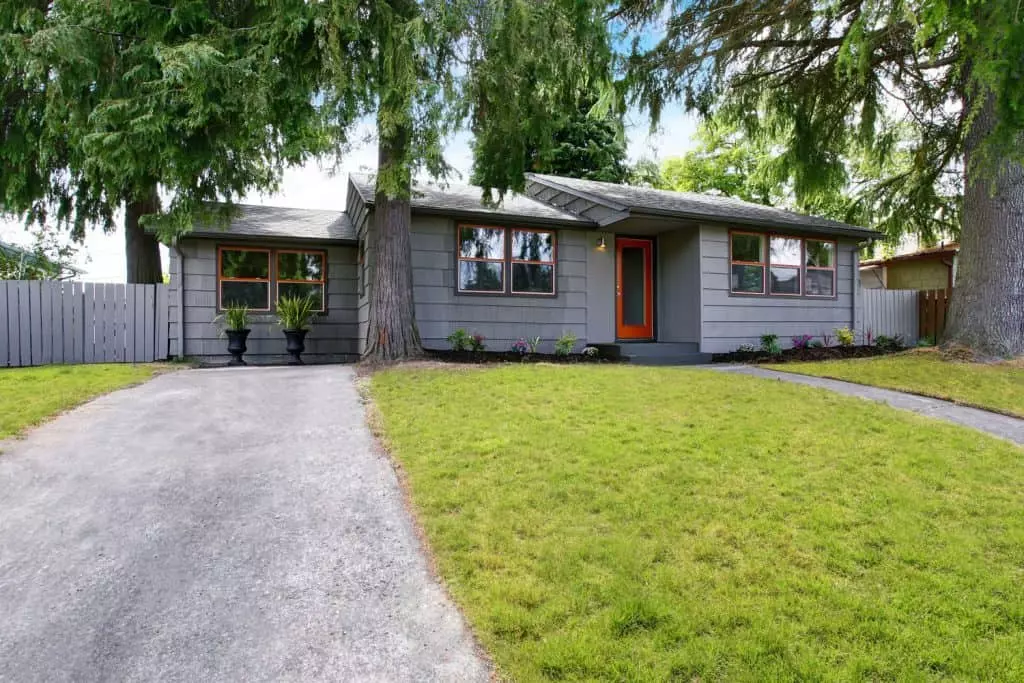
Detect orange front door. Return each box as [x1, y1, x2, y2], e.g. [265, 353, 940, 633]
[616, 238, 654, 339]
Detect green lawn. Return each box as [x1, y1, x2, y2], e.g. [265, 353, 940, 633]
[0, 364, 157, 440]
[371, 365, 1024, 682]
[768, 350, 1024, 417]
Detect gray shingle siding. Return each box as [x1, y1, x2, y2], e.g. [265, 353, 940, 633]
[407, 215, 589, 352]
[698, 224, 861, 353]
[170, 239, 360, 363]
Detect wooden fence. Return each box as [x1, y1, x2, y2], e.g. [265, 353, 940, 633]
[861, 288, 919, 343]
[0, 281, 169, 368]
[919, 288, 952, 341]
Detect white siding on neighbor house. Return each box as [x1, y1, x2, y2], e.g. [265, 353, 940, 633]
[699, 223, 862, 353]
[409, 215, 590, 352]
[170, 239, 360, 363]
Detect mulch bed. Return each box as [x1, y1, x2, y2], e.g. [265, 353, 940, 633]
[427, 349, 619, 364]
[712, 345, 897, 364]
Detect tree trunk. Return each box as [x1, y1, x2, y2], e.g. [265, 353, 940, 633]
[362, 121, 423, 361]
[944, 92, 1024, 357]
[124, 186, 164, 284]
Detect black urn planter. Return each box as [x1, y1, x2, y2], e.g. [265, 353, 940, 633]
[225, 329, 251, 366]
[283, 329, 308, 365]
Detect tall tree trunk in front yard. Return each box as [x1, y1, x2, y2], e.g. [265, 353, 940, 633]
[363, 119, 423, 361]
[944, 92, 1024, 357]
[124, 185, 164, 284]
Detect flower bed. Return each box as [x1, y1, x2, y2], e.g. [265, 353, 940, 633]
[712, 345, 896, 364]
[428, 349, 619, 364]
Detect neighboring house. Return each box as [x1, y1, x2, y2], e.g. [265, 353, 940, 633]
[860, 243, 958, 291]
[0, 240, 81, 280]
[166, 173, 878, 364]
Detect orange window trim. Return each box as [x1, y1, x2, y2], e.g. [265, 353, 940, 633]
[804, 239, 838, 298]
[218, 246, 272, 311]
[729, 230, 767, 294]
[276, 249, 328, 312]
[457, 224, 558, 296]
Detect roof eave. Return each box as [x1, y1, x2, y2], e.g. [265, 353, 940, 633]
[626, 208, 880, 240]
[183, 231, 358, 246]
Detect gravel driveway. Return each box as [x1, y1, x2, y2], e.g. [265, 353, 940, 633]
[0, 366, 489, 682]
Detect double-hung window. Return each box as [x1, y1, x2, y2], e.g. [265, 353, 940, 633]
[218, 246, 327, 311]
[729, 231, 837, 298]
[457, 225, 557, 295]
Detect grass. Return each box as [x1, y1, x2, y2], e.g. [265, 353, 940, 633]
[767, 350, 1024, 417]
[0, 364, 157, 440]
[371, 365, 1024, 682]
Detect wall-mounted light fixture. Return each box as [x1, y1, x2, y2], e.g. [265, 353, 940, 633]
[596, 236, 607, 250]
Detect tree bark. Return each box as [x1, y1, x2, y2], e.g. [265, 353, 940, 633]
[944, 92, 1024, 357]
[362, 121, 423, 361]
[124, 186, 164, 284]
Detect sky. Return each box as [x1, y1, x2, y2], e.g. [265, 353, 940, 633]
[0, 106, 698, 282]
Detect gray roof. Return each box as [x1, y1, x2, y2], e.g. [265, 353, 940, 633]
[527, 173, 879, 238]
[349, 173, 592, 226]
[187, 204, 356, 243]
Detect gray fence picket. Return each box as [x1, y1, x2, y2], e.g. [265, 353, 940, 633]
[144, 284, 156, 362]
[134, 287, 146, 361]
[83, 284, 96, 363]
[72, 283, 84, 363]
[113, 284, 125, 362]
[102, 284, 114, 362]
[40, 281, 53, 364]
[0, 281, 8, 367]
[156, 284, 168, 361]
[125, 285, 137, 363]
[29, 281, 43, 365]
[7, 283, 21, 367]
[17, 281, 31, 366]
[64, 283, 76, 363]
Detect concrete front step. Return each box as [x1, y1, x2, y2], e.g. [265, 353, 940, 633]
[617, 342, 701, 357]
[626, 353, 712, 366]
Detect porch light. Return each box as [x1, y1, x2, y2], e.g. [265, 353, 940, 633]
[596, 236, 607, 250]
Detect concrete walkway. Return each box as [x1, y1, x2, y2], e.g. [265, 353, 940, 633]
[0, 366, 489, 682]
[713, 365, 1024, 446]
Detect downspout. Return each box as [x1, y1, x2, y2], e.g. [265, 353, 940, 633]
[173, 243, 186, 360]
[852, 247, 861, 333]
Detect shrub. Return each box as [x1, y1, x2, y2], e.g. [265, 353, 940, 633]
[447, 328, 472, 351]
[876, 334, 905, 352]
[809, 340, 825, 349]
[527, 336, 541, 354]
[835, 327, 855, 347]
[215, 303, 249, 332]
[760, 333, 781, 355]
[470, 333, 486, 352]
[554, 331, 578, 356]
[511, 338, 529, 355]
[582, 346, 599, 358]
[791, 334, 814, 350]
[865, 329, 875, 346]
[737, 343, 757, 353]
[821, 332, 833, 347]
[917, 334, 936, 348]
[276, 295, 318, 331]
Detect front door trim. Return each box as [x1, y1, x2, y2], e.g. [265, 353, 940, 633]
[615, 237, 655, 340]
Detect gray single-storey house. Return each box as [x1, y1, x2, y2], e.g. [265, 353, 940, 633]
[166, 173, 878, 364]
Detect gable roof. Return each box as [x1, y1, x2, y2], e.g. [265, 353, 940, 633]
[184, 204, 357, 243]
[526, 173, 879, 239]
[860, 242, 958, 268]
[348, 173, 592, 227]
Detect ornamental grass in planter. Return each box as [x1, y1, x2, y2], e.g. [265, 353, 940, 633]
[276, 295, 319, 365]
[215, 303, 251, 366]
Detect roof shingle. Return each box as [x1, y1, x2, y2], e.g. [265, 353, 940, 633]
[187, 205, 356, 243]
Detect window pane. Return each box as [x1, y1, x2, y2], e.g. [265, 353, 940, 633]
[278, 282, 325, 310]
[805, 240, 835, 267]
[621, 247, 647, 325]
[805, 269, 835, 296]
[770, 266, 801, 294]
[731, 264, 764, 293]
[459, 227, 505, 259]
[512, 263, 554, 294]
[221, 250, 269, 279]
[770, 237, 802, 265]
[459, 261, 504, 292]
[512, 230, 554, 262]
[277, 252, 324, 281]
[221, 281, 268, 309]
[732, 233, 763, 263]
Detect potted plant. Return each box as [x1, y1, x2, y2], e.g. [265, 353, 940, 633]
[215, 303, 251, 366]
[276, 295, 318, 365]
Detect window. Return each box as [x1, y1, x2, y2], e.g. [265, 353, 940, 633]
[729, 231, 839, 298]
[769, 236, 802, 295]
[219, 248, 271, 310]
[511, 229, 555, 294]
[730, 232, 765, 294]
[277, 250, 326, 312]
[805, 239, 836, 297]
[456, 225, 557, 295]
[217, 246, 327, 311]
